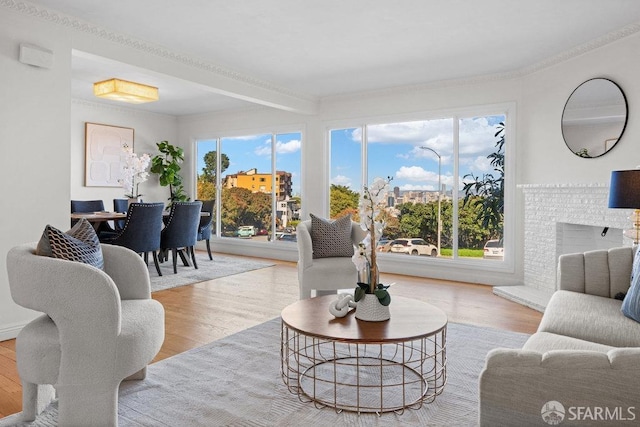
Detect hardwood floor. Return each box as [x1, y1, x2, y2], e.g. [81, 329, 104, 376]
[0, 252, 542, 418]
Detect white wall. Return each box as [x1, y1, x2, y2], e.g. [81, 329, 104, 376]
[71, 100, 179, 207]
[520, 34, 640, 184]
[0, 10, 73, 340]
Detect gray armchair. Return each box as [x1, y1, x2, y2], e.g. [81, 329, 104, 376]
[6, 243, 165, 426]
[296, 219, 367, 299]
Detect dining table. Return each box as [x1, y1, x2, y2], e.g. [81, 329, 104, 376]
[71, 211, 210, 230]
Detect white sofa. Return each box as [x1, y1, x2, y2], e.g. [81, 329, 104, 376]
[479, 247, 640, 426]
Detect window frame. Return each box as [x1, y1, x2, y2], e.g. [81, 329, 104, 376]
[193, 125, 304, 244]
[325, 102, 516, 273]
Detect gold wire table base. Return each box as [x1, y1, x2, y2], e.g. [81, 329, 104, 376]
[280, 321, 447, 414]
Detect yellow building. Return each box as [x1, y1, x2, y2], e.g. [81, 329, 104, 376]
[223, 168, 292, 200]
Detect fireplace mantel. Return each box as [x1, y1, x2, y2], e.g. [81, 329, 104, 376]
[494, 183, 631, 311]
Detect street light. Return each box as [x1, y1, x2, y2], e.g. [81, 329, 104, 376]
[420, 146, 441, 256]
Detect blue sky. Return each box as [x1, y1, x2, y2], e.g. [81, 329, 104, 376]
[197, 132, 302, 195]
[331, 115, 505, 193]
[195, 115, 504, 197]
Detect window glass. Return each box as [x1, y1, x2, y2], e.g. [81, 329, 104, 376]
[196, 139, 219, 235]
[329, 128, 362, 219]
[196, 131, 302, 243]
[218, 134, 272, 239]
[458, 115, 506, 260]
[274, 132, 302, 243]
[366, 119, 453, 258]
[329, 113, 507, 264]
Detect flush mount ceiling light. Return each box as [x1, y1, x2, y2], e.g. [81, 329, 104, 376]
[93, 78, 159, 104]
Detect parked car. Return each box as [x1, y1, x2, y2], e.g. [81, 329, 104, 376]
[277, 233, 297, 242]
[376, 238, 392, 252]
[389, 238, 437, 257]
[237, 225, 255, 238]
[483, 239, 504, 260]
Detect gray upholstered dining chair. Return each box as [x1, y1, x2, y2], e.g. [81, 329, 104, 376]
[161, 201, 203, 274]
[6, 242, 165, 426]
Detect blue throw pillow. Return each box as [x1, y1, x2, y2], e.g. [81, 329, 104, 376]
[621, 247, 640, 322]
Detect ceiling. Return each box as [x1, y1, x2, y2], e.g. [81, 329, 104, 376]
[25, 0, 640, 116]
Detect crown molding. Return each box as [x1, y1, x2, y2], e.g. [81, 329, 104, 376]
[519, 22, 640, 76]
[3, 0, 315, 103]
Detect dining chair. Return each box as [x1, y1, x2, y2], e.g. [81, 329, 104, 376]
[113, 198, 129, 231]
[103, 202, 165, 276]
[71, 199, 115, 240]
[161, 201, 203, 274]
[196, 199, 215, 260]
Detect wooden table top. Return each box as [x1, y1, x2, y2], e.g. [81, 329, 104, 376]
[71, 211, 210, 221]
[281, 295, 447, 344]
[70, 212, 126, 221]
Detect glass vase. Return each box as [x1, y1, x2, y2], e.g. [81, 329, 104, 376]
[357, 261, 379, 287]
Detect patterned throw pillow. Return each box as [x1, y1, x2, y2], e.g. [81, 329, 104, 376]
[622, 246, 640, 322]
[36, 218, 104, 270]
[310, 213, 354, 259]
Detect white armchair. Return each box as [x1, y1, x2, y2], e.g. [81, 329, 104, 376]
[296, 219, 367, 299]
[6, 243, 165, 426]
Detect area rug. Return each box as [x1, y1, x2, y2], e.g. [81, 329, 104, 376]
[0, 319, 529, 427]
[149, 253, 275, 292]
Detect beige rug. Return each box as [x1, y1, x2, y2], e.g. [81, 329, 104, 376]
[1, 318, 529, 426]
[149, 252, 275, 292]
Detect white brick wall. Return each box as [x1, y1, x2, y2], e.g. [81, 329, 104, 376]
[521, 184, 631, 293]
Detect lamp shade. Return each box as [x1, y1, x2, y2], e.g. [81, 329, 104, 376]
[93, 78, 159, 104]
[608, 169, 640, 208]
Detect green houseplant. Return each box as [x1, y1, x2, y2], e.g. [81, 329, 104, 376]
[150, 140, 190, 205]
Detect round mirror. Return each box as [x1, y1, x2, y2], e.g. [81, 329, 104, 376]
[561, 78, 627, 158]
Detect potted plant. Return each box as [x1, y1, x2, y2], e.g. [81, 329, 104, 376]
[352, 176, 392, 321]
[150, 140, 190, 205]
[118, 144, 150, 204]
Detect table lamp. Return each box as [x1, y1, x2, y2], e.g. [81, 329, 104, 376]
[608, 169, 640, 245]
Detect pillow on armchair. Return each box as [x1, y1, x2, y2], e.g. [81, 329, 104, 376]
[310, 213, 354, 259]
[622, 247, 640, 322]
[36, 218, 104, 270]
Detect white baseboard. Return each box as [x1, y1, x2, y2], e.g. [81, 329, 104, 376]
[0, 322, 25, 341]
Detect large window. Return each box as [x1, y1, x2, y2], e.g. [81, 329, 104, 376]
[330, 112, 507, 263]
[196, 131, 302, 243]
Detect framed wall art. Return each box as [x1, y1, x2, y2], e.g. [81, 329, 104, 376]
[84, 122, 134, 187]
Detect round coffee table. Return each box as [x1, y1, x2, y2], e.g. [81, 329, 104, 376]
[280, 295, 447, 414]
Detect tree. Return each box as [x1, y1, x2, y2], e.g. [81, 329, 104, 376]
[330, 184, 360, 219]
[197, 176, 216, 200]
[201, 151, 230, 183]
[462, 122, 505, 236]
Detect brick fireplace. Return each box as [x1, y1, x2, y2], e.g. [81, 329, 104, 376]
[494, 184, 631, 311]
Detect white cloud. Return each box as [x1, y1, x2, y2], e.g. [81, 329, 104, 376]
[253, 139, 301, 156]
[331, 175, 352, 187]
[396, 166, 435, 182]
[275, 139, 301, 154]
[395, 166, 460, 191]
[398, 183, 435, 191]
